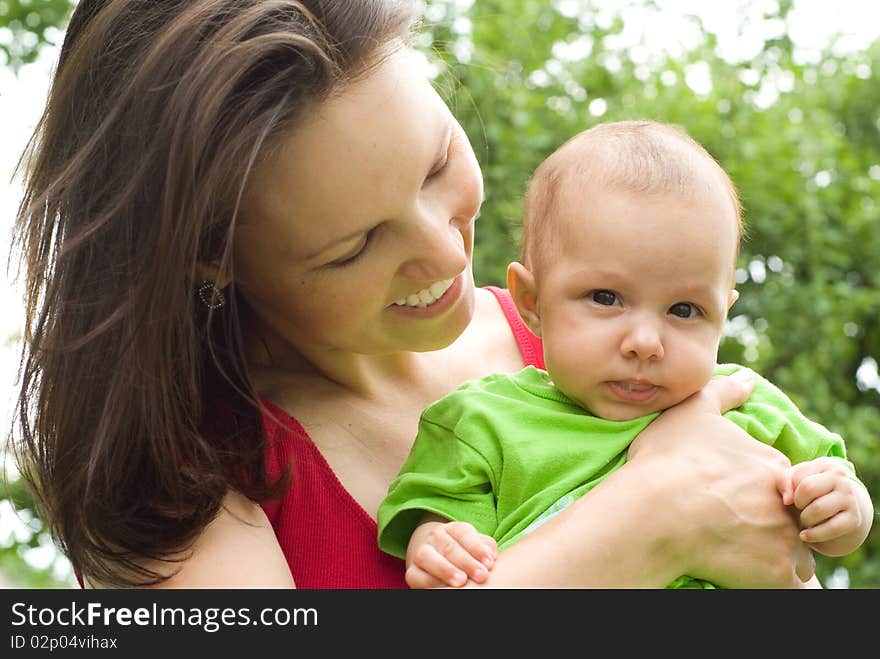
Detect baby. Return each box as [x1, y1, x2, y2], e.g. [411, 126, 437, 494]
[377, 120, 873, 588]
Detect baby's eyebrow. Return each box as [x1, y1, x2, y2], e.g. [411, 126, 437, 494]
[669, 283, 718, 300]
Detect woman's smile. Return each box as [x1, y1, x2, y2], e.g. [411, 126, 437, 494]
[388, 273, 464, 317]
[392, 277, 455, 308]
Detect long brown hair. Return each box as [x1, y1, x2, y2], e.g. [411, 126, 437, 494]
[9, 0, 416, 587]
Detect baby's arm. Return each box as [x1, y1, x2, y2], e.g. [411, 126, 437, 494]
[405, 512, 497, 589]
[778, 457, 874, 557]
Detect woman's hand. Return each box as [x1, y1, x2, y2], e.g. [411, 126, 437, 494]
[474, 371, 814, 588]
[628, 370, 815, 587]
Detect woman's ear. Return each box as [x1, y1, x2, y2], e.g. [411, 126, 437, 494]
[507, 261, 542, 337]
[197, 260, 232, 289]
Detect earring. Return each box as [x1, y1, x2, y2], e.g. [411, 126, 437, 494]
[198, 280, 226, 310]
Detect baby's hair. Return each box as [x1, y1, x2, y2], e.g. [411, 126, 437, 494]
[521, 120, 742, 272]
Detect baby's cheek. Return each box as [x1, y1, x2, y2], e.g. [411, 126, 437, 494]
[682, 358, 718, 400]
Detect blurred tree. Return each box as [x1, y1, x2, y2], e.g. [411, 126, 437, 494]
[0, 474, 75, 587]
[2, 0, 77, 587]
[2, 0, 878, 588]
[420, 0, 880, 587]
[0, 0, 75, 72]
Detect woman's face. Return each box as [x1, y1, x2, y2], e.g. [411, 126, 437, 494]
[234, 45, 484, 359]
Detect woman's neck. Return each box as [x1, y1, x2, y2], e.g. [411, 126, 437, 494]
[244, 287, 524, 402]
[243, 324, 458, 403]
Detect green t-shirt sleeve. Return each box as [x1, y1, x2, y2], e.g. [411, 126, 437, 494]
[717, 364, 854, 472]
[377, 413, 498, 560]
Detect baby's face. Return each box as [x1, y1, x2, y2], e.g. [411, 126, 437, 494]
[534, 181, 740, 421]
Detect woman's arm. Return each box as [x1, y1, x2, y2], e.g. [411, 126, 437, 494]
[148, 490, 294, 588]
[476, 372, 814, 588]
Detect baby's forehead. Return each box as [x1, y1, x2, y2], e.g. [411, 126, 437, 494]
[522, 122, 743, 274]
[542, 174, 738, 273]
[551, 132, 717, 193]
[543, 136, 739, 229]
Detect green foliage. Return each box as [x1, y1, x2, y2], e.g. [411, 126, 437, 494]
[3, 0, 879, 588]
[1, 0, 76, 588]
[0, 474, 76, 588]
[420, 0, 880, 587]
[0, 0, 74, 72]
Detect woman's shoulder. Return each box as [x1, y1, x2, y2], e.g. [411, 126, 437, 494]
[442, 287, 524, 379]
[137, 490, 295, 588]
[474, 286, 544, 370]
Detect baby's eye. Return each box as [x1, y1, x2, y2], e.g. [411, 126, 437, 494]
[669, 302, 700, 318]
[590, 290, 618, 306]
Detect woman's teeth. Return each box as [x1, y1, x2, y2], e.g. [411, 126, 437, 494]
[393, 278, 454, 308]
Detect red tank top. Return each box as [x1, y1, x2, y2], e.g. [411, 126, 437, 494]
[260, 286, 544, 588]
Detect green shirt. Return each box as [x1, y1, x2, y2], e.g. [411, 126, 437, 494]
[377, 364, 854, 588]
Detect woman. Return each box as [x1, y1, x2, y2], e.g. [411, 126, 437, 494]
[11, 0, 812, 588]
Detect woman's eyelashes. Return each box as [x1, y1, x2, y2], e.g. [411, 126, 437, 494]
[325, 136, 452, 269]
[327, 231, 373, 268]
[424, 131, 454, 184]
[424, 150, 449, 184]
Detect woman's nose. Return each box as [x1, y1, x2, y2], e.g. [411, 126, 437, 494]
[620, 318, 665, 361]
[398, 208, 469, 280]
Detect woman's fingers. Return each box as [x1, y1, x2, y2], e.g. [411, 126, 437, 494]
[776, 467, 794, 505]
[689, 368, 755, 415]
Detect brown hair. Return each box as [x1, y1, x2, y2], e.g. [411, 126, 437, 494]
[9, 0, 416, 587]
[521, 119, 743, 272]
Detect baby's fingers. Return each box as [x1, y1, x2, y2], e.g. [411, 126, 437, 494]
[447, 522, 498, 570]
[441, 523, 495, 582]
[792, 466, 860, 513]
[411, 521, 494, 585]
[408, 543, 471, 588]
[800, 508, 856, 545]
[405, 560, 462, 590]
[789, 458, 850, 503]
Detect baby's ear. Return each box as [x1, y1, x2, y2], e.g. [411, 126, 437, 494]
[507, 261, 542, 337]
[727, 288, 740, 311]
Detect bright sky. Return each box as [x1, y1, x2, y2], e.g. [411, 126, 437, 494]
[0, 0, 878, 580]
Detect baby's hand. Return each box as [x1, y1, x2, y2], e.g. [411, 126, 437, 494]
[405, 520, 497, 589]
[781, 457, 866, 553]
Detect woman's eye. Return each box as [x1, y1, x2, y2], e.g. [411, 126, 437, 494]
[669, 302, 699, 318]
[328, 233, 371, 268]
[425, 152, 449, 182]
[591, 290, 618, 306]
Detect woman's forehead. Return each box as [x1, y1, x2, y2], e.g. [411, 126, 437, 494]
[241, 47, 449, 244]
[298, 48, 444, 155]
